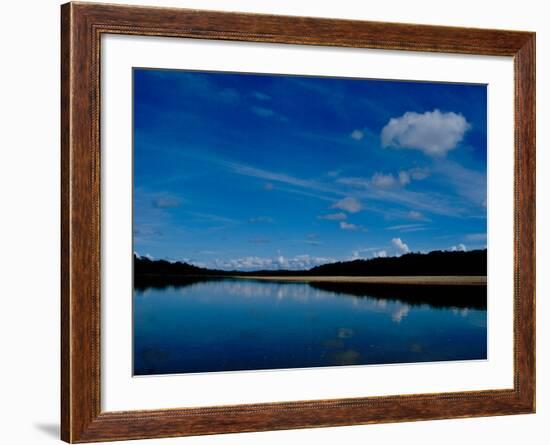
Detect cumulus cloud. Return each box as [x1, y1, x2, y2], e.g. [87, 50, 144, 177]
[381, 109, 470, 157]
[318, 212, 347, 221]
[350, 129, 364, 140]
[350, 168, 429, 190]
[391, 237, 410, 255]
[450, 244, 467, 252]
[213, 254, 335, 271]
[332, 197, 362, 213]
[374, 250, 388, 258]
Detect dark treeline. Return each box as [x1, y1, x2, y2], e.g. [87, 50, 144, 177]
[134, 249, 487, 278]
[308, 249, 487, 276]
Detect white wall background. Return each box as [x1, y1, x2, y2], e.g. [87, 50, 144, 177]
[0, 1, 546, 444]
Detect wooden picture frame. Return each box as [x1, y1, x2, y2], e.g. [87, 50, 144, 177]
[61, 2, 535, 442]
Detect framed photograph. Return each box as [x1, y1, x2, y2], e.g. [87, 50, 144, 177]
[61, 2, 535, 442]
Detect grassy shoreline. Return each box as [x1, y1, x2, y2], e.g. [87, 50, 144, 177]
[229, 275, 487, 286]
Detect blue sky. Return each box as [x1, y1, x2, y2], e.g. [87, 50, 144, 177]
[133, 68, 487, 270]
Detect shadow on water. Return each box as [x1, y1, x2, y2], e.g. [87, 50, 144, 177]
[308, 282, 486, 310]
[134, 275, 222, 290]
[134, 275, 486, 310]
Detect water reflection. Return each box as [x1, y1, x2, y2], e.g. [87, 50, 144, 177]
[134, 278, 487, 375]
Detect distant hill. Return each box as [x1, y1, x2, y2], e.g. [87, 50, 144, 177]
[134, 249, 487, 279]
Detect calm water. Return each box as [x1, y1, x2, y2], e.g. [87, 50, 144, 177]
[133, 278, 487, 375]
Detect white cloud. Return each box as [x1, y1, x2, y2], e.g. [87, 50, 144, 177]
[374, 250, 388, 258]
[371, 173, 396, 189]
[350, 129, 364, 140]
[407, 210, 425, 221]
[381, 109, 470, 157]
[398, 171, 411, 186]
[340, 221, 358, 231]
[340, 221, 367, 232]
[318, 212, 347, 221]
[348, 168, 429, 191]
[351, 247, 383, 260]
[385, 223, 426, 233]
[213, 254, 335, 271]
[391, 237, 410, 255]
[332, 197, 362, 213]
[450, 244, 467, 252]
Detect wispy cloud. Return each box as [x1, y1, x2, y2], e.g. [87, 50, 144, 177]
[151, 194, 182, 209]
[386, 223, 426, 232]
[251, 106, 288, 122]
[318, 212, 347, 221]
[337, 176, 459, 217]
[433, 161, 486, 209]
[252, 91, 271, 101]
